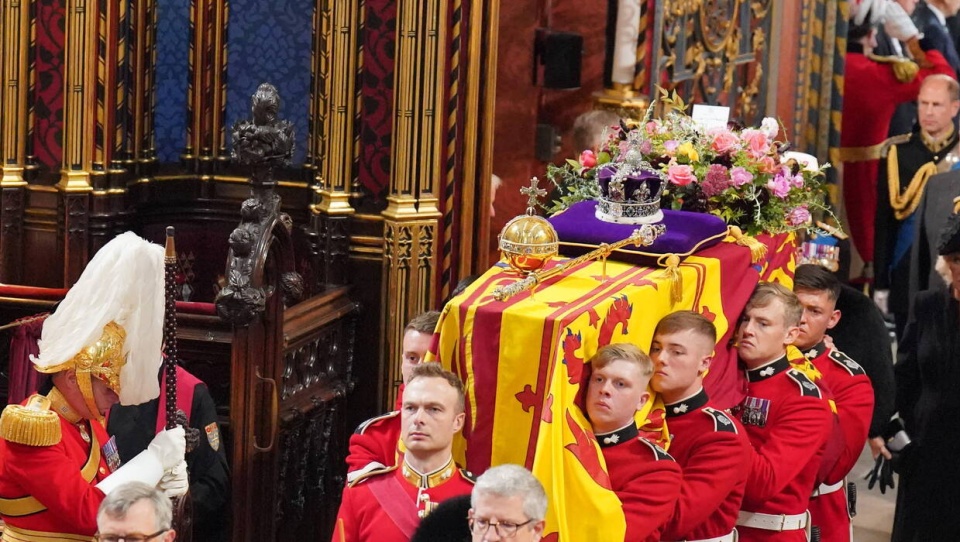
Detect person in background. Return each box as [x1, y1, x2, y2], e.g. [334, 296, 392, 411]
[107, 365, 229, 542]
[890, 211, 960, 541]
[793, 265, 875, 542]
[346, 310, 441, 482]
[96, 482, 177, 542]
[467, 464, 546, 542]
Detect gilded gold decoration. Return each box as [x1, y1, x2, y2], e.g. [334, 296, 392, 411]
[498, 178, 559, 274]
[492, 225, 666, 302]
[0, 395, 61, 447]
[1, 0, 29, 186]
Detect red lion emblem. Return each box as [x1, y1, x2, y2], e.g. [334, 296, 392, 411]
[598, 295, 633, 345]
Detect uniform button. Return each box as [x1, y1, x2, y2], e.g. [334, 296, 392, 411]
[99, 467, 106, 474]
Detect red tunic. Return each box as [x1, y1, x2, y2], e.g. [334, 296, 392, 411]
[659, 388, 752, 541]
[735, 356, 833, 542]
[805, 343, 875, 542]
[332, 457, 474, 542]
[345, 389, 405, 481]
[345, 411, 402, 481]
[0, 400, 112, 537]
[840, 48, 952, 262]
[598, 424, 682, 542]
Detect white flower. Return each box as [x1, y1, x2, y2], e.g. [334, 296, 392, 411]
[760, 117, 779, 139]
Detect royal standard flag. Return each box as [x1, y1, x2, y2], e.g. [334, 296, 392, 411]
[434, 233, 794, 540]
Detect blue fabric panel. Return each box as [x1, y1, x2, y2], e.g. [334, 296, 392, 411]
[154, 0, 190, 163]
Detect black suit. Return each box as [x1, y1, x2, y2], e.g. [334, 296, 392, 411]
[914, 2, 960, 75]
[892, 285, 960, 542]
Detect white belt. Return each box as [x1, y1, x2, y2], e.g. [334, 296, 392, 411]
[811, 479, 844, 497]
[737, 511, 808, 531]
[662, 529, 738, 542]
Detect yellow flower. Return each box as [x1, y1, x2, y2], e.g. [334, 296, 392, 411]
[677, 141, 699, 163]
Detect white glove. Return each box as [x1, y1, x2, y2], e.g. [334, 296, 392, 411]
[148, 426, 186, 471]
[883, 1, 921, 42]
[158, 460, 189, 498]
[873, 289, 890, 315]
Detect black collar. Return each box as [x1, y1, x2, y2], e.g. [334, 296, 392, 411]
[665, 387, 709, 418]
[802, 341, 827, 360]
[746, 355, 790, 382]
[595, 423, 638, 448]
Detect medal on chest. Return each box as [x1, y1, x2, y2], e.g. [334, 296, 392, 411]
[740, 396, 771, 427]
[101, 435, 121, 473]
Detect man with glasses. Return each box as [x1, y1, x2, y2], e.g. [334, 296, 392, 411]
[95, 481, 175, 542]
[333, 363, 474, 542]
[468, 464, 546, 542]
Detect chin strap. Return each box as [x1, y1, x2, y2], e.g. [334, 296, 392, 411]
[75, 369, 105, 425]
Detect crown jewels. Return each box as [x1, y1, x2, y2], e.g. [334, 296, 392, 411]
[595, 158, 665, 225]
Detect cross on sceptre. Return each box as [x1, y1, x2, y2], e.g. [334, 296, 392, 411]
[521, 177, 547, 214]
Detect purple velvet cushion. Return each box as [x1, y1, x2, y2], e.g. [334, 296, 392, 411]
[548, 200, 728, 265]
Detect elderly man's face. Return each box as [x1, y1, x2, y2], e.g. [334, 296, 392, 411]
[96, 499, 175, 542]
[469, 492, 544, 542]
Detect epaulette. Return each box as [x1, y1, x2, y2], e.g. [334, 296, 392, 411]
[459, 468, 476, 484]
[0, 394, 61, 446]
[881, 133, 913, 157]
[353, 410, 399, 435]
[828, 349, 866, 377]
[638, 437, 674, 462]
[787, 369, 822, 399]
[702, 407, 738, 434]
[348, 464, 398, 488]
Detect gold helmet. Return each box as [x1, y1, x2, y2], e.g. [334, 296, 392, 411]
[31, 232, 165, 422]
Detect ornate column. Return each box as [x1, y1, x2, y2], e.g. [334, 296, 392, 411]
[381, 0, 447, 400]
[0, 0, 30, 283]
[57, 0, 102, 285]
[183, 0, 229, 173]
[309, 0, 362, 288]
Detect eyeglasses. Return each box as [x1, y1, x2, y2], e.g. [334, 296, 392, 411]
[469, 517, 535, 537]
[94, 530, 167, 542]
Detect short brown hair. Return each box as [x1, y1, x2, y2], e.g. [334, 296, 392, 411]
[745, 282, 803, 327]
[793, 264, 841, 302]
[406, 311, 441, 334]
[588, 343, 653, 378]
[654, 311, 717, 345]
[407, 362, 466, 413]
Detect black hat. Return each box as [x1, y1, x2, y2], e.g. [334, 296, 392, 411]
[937, 212, 960, 255]
[410, 494, 472, 542]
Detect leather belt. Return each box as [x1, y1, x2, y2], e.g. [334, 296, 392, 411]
[663, 529, 738, 542]
[812, 479, 844, 497]
[737, 511, 808, 531]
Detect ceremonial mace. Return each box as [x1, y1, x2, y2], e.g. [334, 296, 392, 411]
[164, 227, 194, 541]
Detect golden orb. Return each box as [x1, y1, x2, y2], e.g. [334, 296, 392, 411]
[498, 214, 559, 274]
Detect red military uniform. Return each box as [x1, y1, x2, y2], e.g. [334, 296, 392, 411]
[804, 343, 875, 542]
[735, 356, 833, 542]
[839, 46, 951, 263]
[0, 391, 114, 540]
[598, 423, 682, 542]
[659, 388, 752, 542]
[332, 456, 474, 542]
[345, 389, 405, 482]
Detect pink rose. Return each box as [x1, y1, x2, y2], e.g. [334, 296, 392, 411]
[741, 128, 771, 159]
[663, 140, 680, 154]
[729, 166, 754, 187]
[710, 128, 741, 154]
[766, 174, 792, 199]
[579, 150, 597, 168]
[790, 172, 805, 188]
[645, 121, 658, 135]
[668, 164, 698, 186]
[787, 206, 811, 226]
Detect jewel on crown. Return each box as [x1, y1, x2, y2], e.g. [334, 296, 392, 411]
[595, 145, 666, 225]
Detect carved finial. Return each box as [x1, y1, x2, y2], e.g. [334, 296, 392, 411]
[520, 177, 548, 215]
